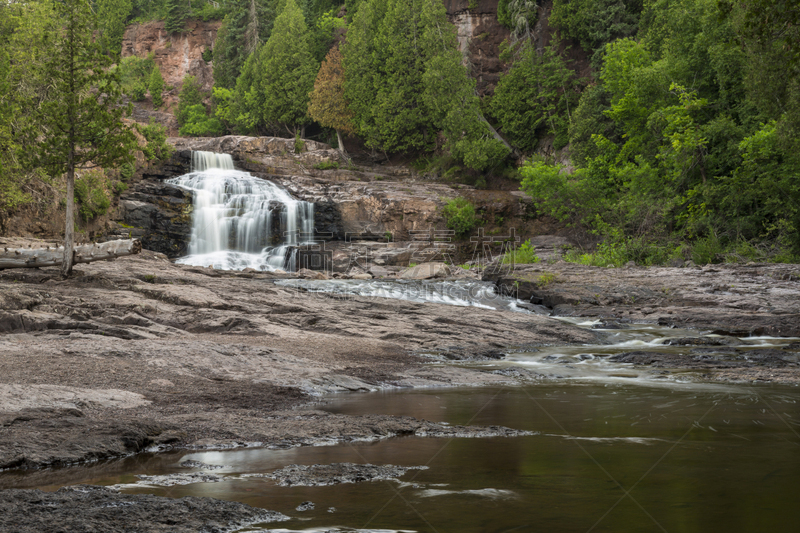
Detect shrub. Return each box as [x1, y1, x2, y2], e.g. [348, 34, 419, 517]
[313, 161, 339, 170]
[177, 75, 204, 126]
[131, 82, 147, 102]
[442, 197, 478, 236]
[202, 48, 213, 62]
[178, 104, 226, 137]
[119, 162, 135, 181]
[294, 135, 305, 154]
[74, 171, 111, 221]
[139, 121, 173, 161]
[501, 240, 540, 264]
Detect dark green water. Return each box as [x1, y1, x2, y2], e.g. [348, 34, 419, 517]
[8, 382, 800, 532]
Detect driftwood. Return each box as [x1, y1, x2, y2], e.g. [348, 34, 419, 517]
[0, 239, 142, 270]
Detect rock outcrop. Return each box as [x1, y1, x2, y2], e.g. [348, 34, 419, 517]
[121, 20, 220, 92]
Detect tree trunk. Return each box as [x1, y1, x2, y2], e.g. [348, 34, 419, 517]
[1, 239, 142, 270]
[336, 129, 347, 155]
[62, 164, 75, 277]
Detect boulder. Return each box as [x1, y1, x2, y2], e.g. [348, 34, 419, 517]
[399, 262, 452, 280]
[351, 273, 373, 280]
[296, 268, 328, 280]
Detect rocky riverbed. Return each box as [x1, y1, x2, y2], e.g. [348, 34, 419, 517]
[1, 240, 799, 530]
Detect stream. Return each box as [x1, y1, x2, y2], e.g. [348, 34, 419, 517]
[4, 383, 799, 532]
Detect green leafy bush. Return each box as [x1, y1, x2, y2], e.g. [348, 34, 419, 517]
[139, 121, 173, 161]
[501, 240, 540, 264]
[294, 135, 305, 154]
[201, 48, 213, 62]
[177, 75, 204, 126]
[117, 54, 155, 96]
[74, 171, 111, 221]
[313, 161, 339, 170]
[119, 162, 135, 181]
[442, 197, 478, 236]
[178, 104, 226, 136]
[131, 82, 147, 102]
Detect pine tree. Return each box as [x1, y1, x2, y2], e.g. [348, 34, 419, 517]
[252, 0, 317, 135]
[340, 0, 387, 147]
[177, 75, 204, 126]
[34, 0, 136, 276]
[150, 64, 164, 109]
[165, 0, 188, 34]
[213, 0, 277, 90]
[308, 47, 354, 153]
[96, 0, 133, 56]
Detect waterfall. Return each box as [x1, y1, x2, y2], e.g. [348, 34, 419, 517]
[167, 150, 314, 271]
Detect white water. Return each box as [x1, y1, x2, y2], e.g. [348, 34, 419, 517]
[167, 151, 314, 271]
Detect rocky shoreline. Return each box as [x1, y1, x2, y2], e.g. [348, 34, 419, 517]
[0, 240, 798, 530]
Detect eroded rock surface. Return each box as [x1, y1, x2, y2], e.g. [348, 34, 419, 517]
[0, 485, 288, 533]
[261, 463, 429, 487]
[0, 248, 592, 471]
[485, 261, 800, 337]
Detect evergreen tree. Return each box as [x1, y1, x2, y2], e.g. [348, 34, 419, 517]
[491, 43, 580, 152]
[341, 0, 386, 147]
[342, 0, 508, 168]
[308, 47, 354, 153]
[34, 0, 136, 276]
[149, 64, 164, 109]
[97, 0, 133, 57]
[251, 0, 317, 135]
[165, 0, 189, 34]
[213, 0, 277, 90]
[177, 75, 204, 126]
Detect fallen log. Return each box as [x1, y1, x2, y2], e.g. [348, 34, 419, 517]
[0, 239, 142, 269]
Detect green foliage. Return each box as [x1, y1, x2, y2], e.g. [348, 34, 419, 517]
[550, 0, 642, 65]
[117, 54, 155, 96]
[131, 82, 147, 101]
[342, 0, 508, 170]
[497, 0, 537, 38]
[492, 43, 580, 152]
[212, 0, 278, 90]
[202, 48, 213, 62]
[74, 171, 111, 221]
[119, 162, 135, 181]
[179, 104, 226, 136]
[235, 0, 318, 134]
[294, 134, 305, 153]
[139, 122, 173, 160]
[313, 161, 339, 170]
[441, 196, 478, 236]
[165, 0, 189, 34]
[501, 239, 540, 264]
[149, 64, 164, 108]
[177, 75, 204, 126]
[97, 0, 133, 56]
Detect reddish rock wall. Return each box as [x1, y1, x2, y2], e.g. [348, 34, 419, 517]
[121, 20, 220, 93]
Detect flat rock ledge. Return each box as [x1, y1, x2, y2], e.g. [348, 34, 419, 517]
[248, 462, 429, 487]
[0, 485, 288, 533]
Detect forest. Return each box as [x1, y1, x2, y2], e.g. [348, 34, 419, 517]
[1, 0, 799, 265]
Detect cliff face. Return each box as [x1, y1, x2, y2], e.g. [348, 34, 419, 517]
[121, 20, 220, 93]
[444, 0, 510, 96]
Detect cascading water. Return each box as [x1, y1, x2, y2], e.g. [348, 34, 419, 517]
[167, 151, 314, 271]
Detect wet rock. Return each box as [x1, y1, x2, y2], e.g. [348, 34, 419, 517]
[180, 460, 225, 470]
[664, 337, 738, 347]
[266, 463, 428, 487]
[0, 485, 288, 533]
[131, 472, 224, 487]
[296, 501, 315, 511]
